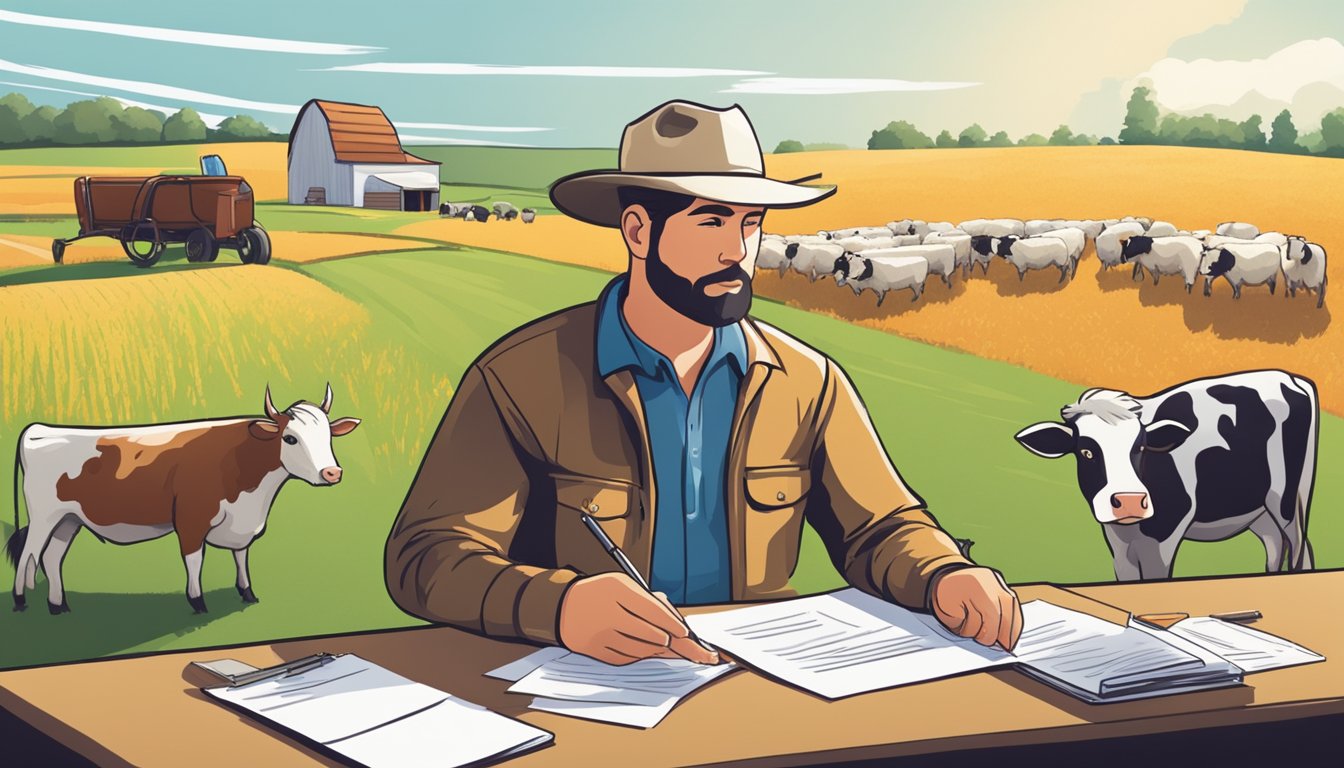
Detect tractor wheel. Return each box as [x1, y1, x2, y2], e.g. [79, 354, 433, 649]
[237, 226, 271, 265]
[185, 228, 219, 263]
[120, 222, 163, 268]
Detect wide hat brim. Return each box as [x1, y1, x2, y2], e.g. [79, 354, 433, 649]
[549, 171, 836, 228]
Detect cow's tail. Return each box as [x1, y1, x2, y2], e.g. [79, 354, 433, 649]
[6, 436, 27, 570]
[1289, 374, 1320, 570]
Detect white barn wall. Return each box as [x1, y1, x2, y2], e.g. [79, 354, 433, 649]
[287, 106, 353, 206]
[351, 164, 442, 207]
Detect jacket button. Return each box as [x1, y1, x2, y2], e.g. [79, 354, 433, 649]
[589, 503, 600, 513]
[776, 491, 787, 501]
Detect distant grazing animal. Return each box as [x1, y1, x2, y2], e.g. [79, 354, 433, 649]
[1095, 221, 1146, 269]
[492, 201, 519, 221]
[992, 235, 1071, 282]
[784, 241, 845, 281]
[1200, 242, 1281, 298]
[757, 238, 791, 274]
[1119, 235, 1203, 292]
[439, 202, 468, 218]
[1254, 231, 1288, 247]
[1216, 221, 1260, 239]
[859, 244, 957, 288]
[7, 386, 361, 615]
[1034, 227, 1086, 277]
[924, 231, 974, 277]
[1144, 221, 1178, 238]
[520, 208, 537, 224]
[1282, 236, 1328, 309]
[968, 235, 996, 275]
[468, 204, 491, 223]
[832, 252, 929, 304]
[1015, 370, 1318, 580]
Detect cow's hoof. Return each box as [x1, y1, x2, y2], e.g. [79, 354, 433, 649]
[48, 601, 70, 615]
[13, 593, 26, 611]
[188, 595, 208, 614]
[238, 585, 259, 604]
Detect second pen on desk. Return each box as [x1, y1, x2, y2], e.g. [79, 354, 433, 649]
[578, 511, 720, 658]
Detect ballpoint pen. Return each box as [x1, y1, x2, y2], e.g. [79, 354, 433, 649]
[578, 512, 720, 658]
[228, 652, 338, 687]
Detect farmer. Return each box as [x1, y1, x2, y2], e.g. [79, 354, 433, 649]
[385, 100, 1022, 665]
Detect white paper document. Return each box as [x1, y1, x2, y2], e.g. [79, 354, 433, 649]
[1165, 616, 1325, 673]
[486, 646, 737, 728]
[686, 589, 1016, 699]
[206, 654, 552, 768]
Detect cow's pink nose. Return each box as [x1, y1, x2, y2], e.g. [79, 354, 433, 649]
[1110, 492, 1149, 522]
[321, 467, 342, 484]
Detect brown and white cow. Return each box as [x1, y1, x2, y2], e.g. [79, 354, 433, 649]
[7, 385, 360, 614]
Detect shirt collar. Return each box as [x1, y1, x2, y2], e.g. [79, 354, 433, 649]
[597, 274, 748, 380]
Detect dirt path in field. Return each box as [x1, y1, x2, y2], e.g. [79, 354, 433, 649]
[395, 146, 1343, 416]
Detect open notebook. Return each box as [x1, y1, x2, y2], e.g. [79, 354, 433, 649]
[686, 589, 1319, 703]
[202, 654, 552, 768]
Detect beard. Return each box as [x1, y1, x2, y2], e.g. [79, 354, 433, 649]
[644, 229, 754, 328]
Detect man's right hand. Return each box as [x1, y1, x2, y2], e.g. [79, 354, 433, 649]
[558, 573, 720, 666]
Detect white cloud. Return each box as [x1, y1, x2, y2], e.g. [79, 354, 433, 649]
[0, 10, 381, 55]
[1136, 37, 1344, 111]
[397, 134, 535, 147]
[0, 58, 300, 114]
[720, 77, 980, 95]
[0, 80, 229, 127]
[315, 62, 770, 77]
[394, 121, 552, 133]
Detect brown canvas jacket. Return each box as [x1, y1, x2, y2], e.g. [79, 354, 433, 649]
[385, 289, 976, 645]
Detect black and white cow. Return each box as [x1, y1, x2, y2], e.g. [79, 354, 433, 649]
[1014, 370, 1318, 580]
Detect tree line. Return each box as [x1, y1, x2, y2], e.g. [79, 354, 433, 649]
[0, 93, 282, 147]
[774, 85, 1344, 157]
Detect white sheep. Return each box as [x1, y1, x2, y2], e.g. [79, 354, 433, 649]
[909, 220, 931, 239]
[1034, 227, 1086, 277]
[961, 218, 1026, 237]
[1063, 219, 1105, 240]
[925, 221, 956, 235]
[967, 235, 997, 275]
[924, 231, 974, 277]
[861, 244, 957, 288]
[1095, 221, 1146, 269]
[885, 219, 916, 236]
[823, 226, 890, 240]
[992, 235, 1072, 282]
[1202, 234, 1258, 249]
[1200, 242, 1281, 298]
[1119, 235, 1204, 292]
[1145, 221, 1179, 237]
[1254, 231, 1288, 247]
[786, 241, 846, 282]
[492, 201, 519, 220]
[1025, 219, 1065, 237]
[757, 238, 792, 274]
[1216, 221, 1260, 239]
[833, 252, 929, 304]
[1282, 236, 1328, 308]
[834, 234, 921, 252]
[520, 208, 536, 223]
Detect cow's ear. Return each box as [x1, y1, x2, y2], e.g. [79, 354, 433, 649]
[1144, 419, 1192, 453]
[1014, 422, 1074, 458]
[329, 417, 361, 437]
[249, 419, 281, 439]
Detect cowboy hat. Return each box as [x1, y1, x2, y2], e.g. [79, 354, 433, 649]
[549, 100, 836, 228]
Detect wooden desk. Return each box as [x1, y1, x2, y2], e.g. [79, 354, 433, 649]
[1, 574, 1340, 767]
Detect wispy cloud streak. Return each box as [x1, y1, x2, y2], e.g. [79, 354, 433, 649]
[0, 59, 300, 114]
[0, 10, 382, 55]
[720, 77, 981, 95]
[397, 134, 536, 147]
[315, 62, 771, 77]
[394, 121, 552, 133]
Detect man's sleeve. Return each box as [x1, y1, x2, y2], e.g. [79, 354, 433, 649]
[384, 363, 580, 645]
[806, 358, 977, 611]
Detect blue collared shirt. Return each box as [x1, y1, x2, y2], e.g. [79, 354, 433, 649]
[595, 275, 746, 605]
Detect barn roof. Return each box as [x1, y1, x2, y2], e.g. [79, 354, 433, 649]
[289, 99, 438, 165]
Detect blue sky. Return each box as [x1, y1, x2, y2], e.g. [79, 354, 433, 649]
[1, 1, 1340, 148]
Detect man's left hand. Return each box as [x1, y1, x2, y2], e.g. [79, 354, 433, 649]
[930, 567, 1022, 651]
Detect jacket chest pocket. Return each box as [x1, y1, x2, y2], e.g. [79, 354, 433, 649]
[741, 465, 811, 591]
[552, 473, 640, 572]
[743, 465, 812, 512]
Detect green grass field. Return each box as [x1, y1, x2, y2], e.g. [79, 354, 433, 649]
[1, 246, 1339, 669]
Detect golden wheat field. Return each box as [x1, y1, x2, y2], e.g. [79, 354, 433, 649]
[398, 146, 1344, 416]
[0, 267, 453, 469]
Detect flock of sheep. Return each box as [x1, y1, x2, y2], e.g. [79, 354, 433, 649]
[759, 217, 1329, 308]
[439, 200, 537, 223]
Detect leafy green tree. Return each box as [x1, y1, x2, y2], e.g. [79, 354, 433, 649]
[52, 97, 123, 144]
[1119, 86, 1160, 144]
[215, 114, 272, 140]
[1017, 133, 1048, 146]
[868, 120, 934, 150]
[958, 123, 988, 147]
[1268, 109, 1300, 153]
[772, 139, 805, 154]
[987, 130, 1012, 147]
[1239, 114, 1265, 150]
[1070, 133, 1098, 146]
[1298, 129, 1325, 154]
[1098, 136, 1117, 145]
[112, 106, 165, 142]
[163, 107, 208, 142]
[1318, 108, 1344, 154]
[1048, 124, 1074, 145]
[0, 93, 35, 144]
[20, 105, 58, 143]
[935, 129, 957, 148]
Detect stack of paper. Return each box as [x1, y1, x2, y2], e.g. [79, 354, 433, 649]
[1132, 615, 1325, 673]
[487, 647, 738, 728]
[205, 654, 552, 768]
